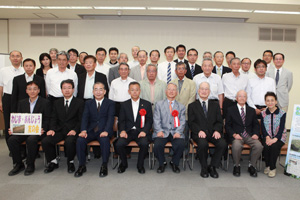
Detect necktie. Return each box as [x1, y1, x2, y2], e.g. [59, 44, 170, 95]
[191, 65, 195, 78]
[167, 63, 171, 83]
[65, 100, 69, 113]
[217, 67, 221, 76]
[94, 102, 101, 132]
[169, 101, 172, 114]
[178, 80, 183, 94]
[202, 101, 207, 117]
[241, 107, 248, 138]
[97, 102, 101, 112]
[275, 69, 279, 85]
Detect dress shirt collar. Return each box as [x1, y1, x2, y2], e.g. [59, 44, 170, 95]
[86, 71, 95, 78]
[69, 63, 76, 68]
[109, 60, 118, 65]
[25, 73, 34, 81]
[177, 58, 185, 63]
[120, 77, 129, 82]
[167, 99, 174, 108]
[131, 98, 140, 104]
[64, 96, 73, 105]
[266, 107, 279, 115]
[188, 62, 196, 67]
[29, 96, 39, 113]
[95, 98, 104, 107]
[240, 69, 249, 74]
[237, 103, 246, 114]
[29, 96, 39, 104]
[199, 98, 208, 106]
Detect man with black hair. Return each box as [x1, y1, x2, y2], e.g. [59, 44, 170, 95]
[107, 47, 119, 68]
[67, 48, 86, 75]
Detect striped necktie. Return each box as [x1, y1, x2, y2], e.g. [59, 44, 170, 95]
[167, 63, 171, 83]
[275, 69, 279, 85]
[241, 107, 248, 138]
[191, 65, 195, 78]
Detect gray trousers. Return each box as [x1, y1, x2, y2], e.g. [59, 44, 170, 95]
[232, 136, 263, 167]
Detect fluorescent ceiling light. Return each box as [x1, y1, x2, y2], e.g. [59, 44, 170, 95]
[202, 8, 252, 13]
[254, 10, 300, 15]
[41, 6, 93, 9]
[0, 6, 40, 9]
[94, 7, 146, 10]
[148, 7, 199, 11]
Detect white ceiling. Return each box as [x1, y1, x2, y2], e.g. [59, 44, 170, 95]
[1, 0, 300, 25]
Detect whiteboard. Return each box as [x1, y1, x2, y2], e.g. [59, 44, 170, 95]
[0, 53, 11, 69]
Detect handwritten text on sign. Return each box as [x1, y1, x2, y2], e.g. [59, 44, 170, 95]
[10, 113, 42, 135]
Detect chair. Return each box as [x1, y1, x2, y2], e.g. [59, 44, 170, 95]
[278, 143, 288, 167]
[21, 141, 47, 167]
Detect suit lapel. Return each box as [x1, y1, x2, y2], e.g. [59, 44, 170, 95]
[234, 105, 244, 125]
[196, 100, 207, 119]
[32, 97, 41, 113]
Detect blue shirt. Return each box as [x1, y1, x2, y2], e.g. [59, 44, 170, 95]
[29, 96, 39, 113]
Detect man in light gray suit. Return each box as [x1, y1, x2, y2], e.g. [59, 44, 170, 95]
[108, 53, 128, 85]
[129, 50, 148, 81]
[153, 83, 185, 174]
[266, 53, 293, 112]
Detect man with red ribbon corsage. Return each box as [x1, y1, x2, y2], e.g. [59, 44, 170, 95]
[153, 83, 186, 174]
[115, 82, 153, 174]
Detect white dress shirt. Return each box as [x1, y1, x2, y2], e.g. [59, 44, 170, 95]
[25, 73, 34, 82]
[157, 61, 177, 83]
[193, 73, 224, 100]
[0, 66, 24, 94]
[199, 98, 209, 110]
[109, 76, 135, 102]
[95, 98, 104, 107]
[95, 62, 111, 78]
[237, 104, 246, 115]
[69, 64, 76, 72]
[83, 72, 95, 99]
[239, 69, 256, 79]
[274, 67, 282, 77]
[128, 60, 139, 69]
[222, 72, 249, 100]
[45, 68, 78, 97]
[131, 98, 140, 129]
[246, 75, 276, 109]
[64, 96, 73, 107]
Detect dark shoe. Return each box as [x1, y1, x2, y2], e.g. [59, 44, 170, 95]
[44, 162, 59, 174]
[157, 162, 167, 173]
[24, 165, 35, 176]
[68, 163, 75, 173]
[8, 163, 25, 176]
[248, 165, 257, 177]
[94, 154, 101, 159]
[137, 167, 145, 174]
[99, 165, 108, 177]
[74, 165, 87, 177]
[127, 154, 131, 159]
[233, 166, 241, 177]
[200, 168, 209, 178]
[170, 161, 180, 173]
[208, 165, 219, 178]
[118, 164, 127, 173]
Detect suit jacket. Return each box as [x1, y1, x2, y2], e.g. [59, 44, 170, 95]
[108, 65, 120, 85]
[212, 65, 232, 77]
[170, 76, 196, 119]
[11, 74, 46, 113]
[153, 99, 186, 138]
[49, 97, 84, 134]
[17, 96, 51, 132]
[225, 104, 260, 142]
[36, 68, 45, 80]
[77, 71, 109, 99]
[187, 63, 203, 79]
[139, 78, 166, 106]
[67, 63, 86, 75]
[266, 67, 293, 108]
[129, 65, 147, 81]
[188, 100, 223, 139]
[118, 98, 153, 136]
[81, 98, 115, 137]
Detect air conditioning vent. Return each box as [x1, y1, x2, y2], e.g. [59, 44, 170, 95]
[30, 23, 69, 37]
[259, 27, 296, 42]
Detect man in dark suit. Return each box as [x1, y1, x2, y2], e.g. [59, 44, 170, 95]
[42, 79, 84, 174]
[212, 51, 232, 77]
[67, 48, 86, 75]
[77, 55, 109, 100]
[188, 82, 227, 178]
[11, 58, 46, 113]
[75, 82, 115, 178]
[186, 48, 202, 79]
[115, 82, 153, 174]
[7, 81, 51, 176]
[174, 44, 189, 69]
[225, 90, 263, 177]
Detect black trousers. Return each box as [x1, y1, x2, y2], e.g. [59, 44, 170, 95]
[41, 132, 77, 163]
[115, 129, 149, 168]
[193, 135, 227, 169]
[263, 138, 284, 170]
[154, 134, 185, 166]
[7, 135, 41, 166]
[2, 94, 11, 144]
[222, 97, 237, 120]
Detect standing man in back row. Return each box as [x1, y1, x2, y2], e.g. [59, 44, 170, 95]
[157, 46, 177, 83]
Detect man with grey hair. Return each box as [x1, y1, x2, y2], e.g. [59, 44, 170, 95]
[49, 48, 59, 68]
[226, 90, 262, 177]
[212, 51, 231, 77]
[129, 50, 148, 81]
[240, 58, 256, 79]
[108, 53, 128, 85]
[139, 64, 166, 110]
[203, 51, 212, 60]
[128, 46, 140, 69]
[45, 51, 78, 106]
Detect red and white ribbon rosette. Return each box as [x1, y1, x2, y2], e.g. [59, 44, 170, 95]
[172, 110, 180, 128]
[139, 109, 147, 128]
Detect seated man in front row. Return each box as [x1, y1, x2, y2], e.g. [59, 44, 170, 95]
[75, 82, 115, 178]
[42, 79, 84, 174]
[153, 83, 185, 174]
[7, 81, 51, 176]
[115, 82, 153, 174]
[188, 82, 227, 178]
[225, 90, 263, 177]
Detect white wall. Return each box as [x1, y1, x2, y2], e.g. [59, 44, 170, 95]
[0, 20, 8, 53]
[7, 19, 300, 128]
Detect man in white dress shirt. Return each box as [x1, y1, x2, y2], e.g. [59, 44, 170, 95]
[128, 46, 140, 69]
[129, 50, 148, 81]
[95, 47, 111, 78]
[246, 59, 276, 117]
[157, 46, 177, 83]
[239, 58, 256, 79]
[45, 51, 78, 106]
[0, 50, 24, 146]
[263, 50, 274, 71]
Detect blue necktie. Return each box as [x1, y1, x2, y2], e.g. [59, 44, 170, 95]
[191, 65, 195, 78]
[202, 101, 207, 117]
[167, 63, 171, 83]
[275, 69, 279, 85]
